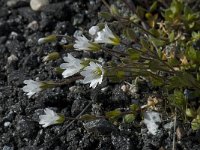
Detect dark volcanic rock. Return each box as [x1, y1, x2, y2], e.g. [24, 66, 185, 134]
[17, 7, 39, 22]
[16, 116, 38, 138]
[0, 22, 11, 36]
[83, 119, 117, 135]
[41, 2, 71, 21]
[111, 132, 136, 150]
[0, 8, 9, 18]
[39, 12, 56, 31]
[71, 97, 88, 116]
[39, 87, 68, 108]
[7, 0, 30, 8]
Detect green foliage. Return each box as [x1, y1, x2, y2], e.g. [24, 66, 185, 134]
[105, 104, 139, 123]
[123, 114, 135, 123]
[127, 48, 140, 60]
[98, 12, 112, 21]
[105, 109, 122, 122]
[168, 90, 186, 109]
[39, 0, 200, 131]
[129, 104, 139, 112]
[123, 28, 137, 41]
[80, 114, 98, 121]
[191, 115, 200, 130]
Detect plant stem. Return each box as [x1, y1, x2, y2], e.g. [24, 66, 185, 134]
[101, 0, 110, 10]
[172, 108, 177, 150]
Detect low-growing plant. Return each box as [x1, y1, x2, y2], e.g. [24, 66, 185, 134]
[22, 0, 200, 134]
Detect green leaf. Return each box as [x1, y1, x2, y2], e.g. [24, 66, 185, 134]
[169, 31, 175, 42]
[124, 28, 136, 40]
[150, 1, 158, 12]
[186, 108, 196, 118]
[167, 72, 197, 89]
[124, 114, 135, 123]
[127, 48, 140, 60]
[151, 77, 164, 87]
[149, 37, 166, 47]
[167, 57, 180, 67]
[55, 67, 64, 74]
[191, 115, 200, 130]
[168, 90, 186, 108]
[106, 109, 122, 121]
[149, 59, 168, 72]
[129, 104, 139, 112]
[149, 28, 160, 37]
[186, 46, 197, 61]
[116, 71, 125, 79]
[80, 114, 97, 121]
[98, 12, 112, 21]
[62, 44, 74, 49]
[140, 39, 150, 50]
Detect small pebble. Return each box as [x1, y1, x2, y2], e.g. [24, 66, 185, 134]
[30, 0, 49, 11]
[7, 54, 18, 64]
[4, 122, 11, 127]
[3, 145, 14, 150]
[27, 21, 39, 31]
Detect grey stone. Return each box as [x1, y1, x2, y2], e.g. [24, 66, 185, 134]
[16, 117, 38, 138]
[41, 2, 71, 21]
[111, 133, 135, 150]
[7, 0, 29, 8]
[0, 8, 9, 18]
[0, 22, 11, 36]
[71, 98, 88, 116]
[83, 119, 117, 135]
[2, 145, 14, 150]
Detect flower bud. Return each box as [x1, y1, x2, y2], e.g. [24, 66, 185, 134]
[38, 35, 57, 44]
[43, 52, 60, 62]
[110, 4, 119, 16]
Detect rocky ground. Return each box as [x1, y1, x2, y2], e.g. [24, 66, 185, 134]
[0, 0, 200, 150]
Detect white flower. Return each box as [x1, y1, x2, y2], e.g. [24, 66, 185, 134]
[143, 111, 161, 135]
[22, 80, 43, 98]
[39, 108, 64, 128]
[60, 54, 84, 78]
[73, 35, 100, 51]
[89, 26, 99, 36]
[73, 30, 83, 38]
[95, 24, 120, 45]
[80, 62, 104, 88]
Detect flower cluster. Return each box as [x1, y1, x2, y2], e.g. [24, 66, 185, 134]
[22, 23, 119, 129]
[58, 23, 119, 89]
[60, 54, 104, 89]
[73, 23, 120, 51]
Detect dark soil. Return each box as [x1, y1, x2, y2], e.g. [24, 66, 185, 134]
[0, 0, 200, 150]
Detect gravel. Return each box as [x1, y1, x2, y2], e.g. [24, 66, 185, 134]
[0, 0, 200, 149]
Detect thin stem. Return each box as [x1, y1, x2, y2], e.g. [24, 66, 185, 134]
[101, 0, 110, 10]
[103, 47, 128, 56]
[172, 108, 177, 150]
[49, 76, 83, 86]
